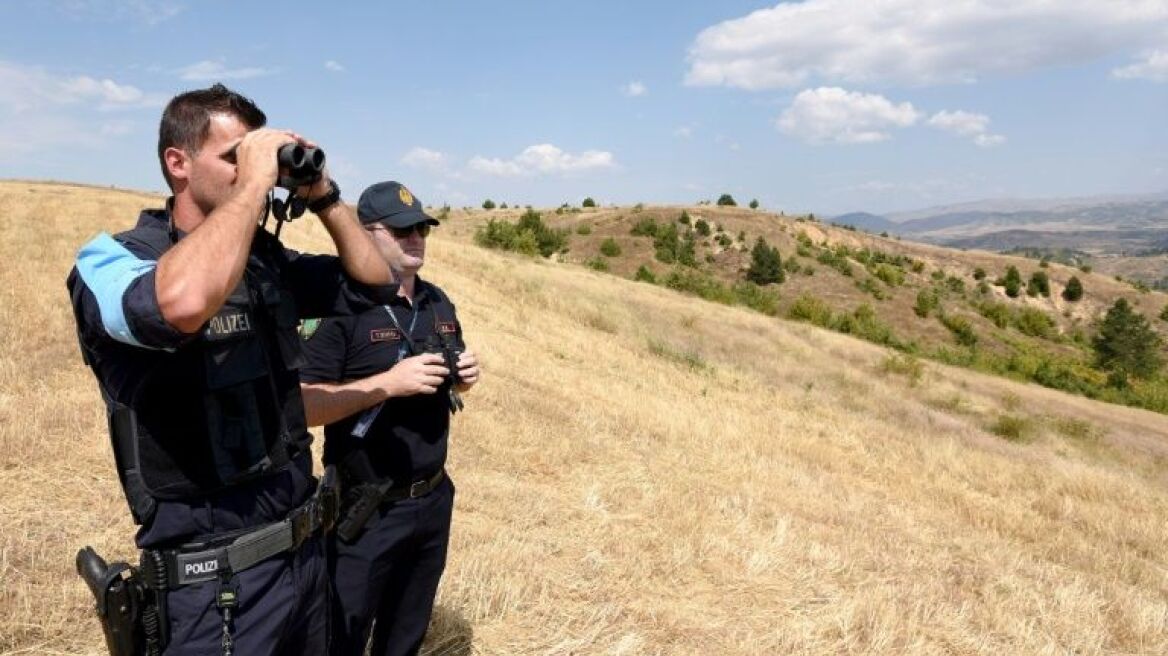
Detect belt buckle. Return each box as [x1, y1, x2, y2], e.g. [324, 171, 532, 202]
[409, 479, 427, 498]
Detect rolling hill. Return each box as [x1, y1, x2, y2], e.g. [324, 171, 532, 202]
[2, 181, 1167, 655]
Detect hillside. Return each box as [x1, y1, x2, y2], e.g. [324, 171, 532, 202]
[447, 203, 1168, 415]
[2, 181, 1167, 655]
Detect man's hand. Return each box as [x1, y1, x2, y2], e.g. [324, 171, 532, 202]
[455, 349, 480, 392]
[234, 128, 298, 195]
[383, 353, 449, 397]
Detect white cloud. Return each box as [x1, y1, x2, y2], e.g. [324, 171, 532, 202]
[324, 60, 345, 73]
[468, 144, 616, 177]
[0, 60, 165, 112]
[777, 87, 919, 144]
[673, 125, 694, 138]
[623, 81, 647, 97]
[179, 59, 275, 81]
[927, 110, 1005, 147]
[686, 0, 1168, 89]
[401, 147, 448, 172]
[1113, 49, 1168, 82]
[974, 134, 1006, 148]
[0, 61, 160, 158]
[55, 0, 185, 26]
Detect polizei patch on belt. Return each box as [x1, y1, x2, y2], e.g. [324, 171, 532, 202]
[204, 311, 254, 340]
[176, 552, 221, 584]
[437, 321, 457, 335]
[370, 328, 403, 343]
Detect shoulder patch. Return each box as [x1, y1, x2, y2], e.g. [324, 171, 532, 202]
[299, 318, 322, 340]
[370, 328, 403, 343]
[437, 321, 458, 335]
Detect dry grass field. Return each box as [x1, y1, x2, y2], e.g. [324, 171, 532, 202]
[1, 181, 1167, 655]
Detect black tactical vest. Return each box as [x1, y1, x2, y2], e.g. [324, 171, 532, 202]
[88, 216, 311, 524]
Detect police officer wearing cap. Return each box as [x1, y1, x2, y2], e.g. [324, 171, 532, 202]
[299, 181, 479, 656]
[67, 84, 391, 655]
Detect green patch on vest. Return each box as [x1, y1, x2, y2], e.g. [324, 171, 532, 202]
[298, 318, 322, 340]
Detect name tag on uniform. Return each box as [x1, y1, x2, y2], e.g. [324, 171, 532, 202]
[370, 328, 403, 343]
[204, 311, 254, 340]
[437, 321, 457, 335]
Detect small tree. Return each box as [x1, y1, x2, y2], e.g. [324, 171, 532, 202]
[746, 237, 784, 285]
[716, 193, 737, 207]
[1092, 298, 1163, 383]
[1003, 266, 1022, 298]
[973, 267, 987, 281]
[1062, 276, 1084, 301]
[1160, 304, 1168, 322]
[1027, 271, 1050, 297]
[582, 197, 596, 208]
[749, 199, 759, 209]
[694, 219, 711, 236]
[482, 199, 496, 210]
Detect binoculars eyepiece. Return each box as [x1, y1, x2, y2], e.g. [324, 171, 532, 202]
[277, 144, 325, 189]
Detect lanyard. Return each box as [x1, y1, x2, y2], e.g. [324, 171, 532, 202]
[383, 303, 420, 361]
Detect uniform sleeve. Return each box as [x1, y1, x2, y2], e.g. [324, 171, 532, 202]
[280, 247, 396, 319]
[298, 316, 350, 383]
[69, 232, 192, 351]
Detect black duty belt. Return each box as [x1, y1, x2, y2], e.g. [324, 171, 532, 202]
[383, 468, 446, 503]
[150, 478, 339, 589]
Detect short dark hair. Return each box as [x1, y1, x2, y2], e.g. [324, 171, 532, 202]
[156, 83, 267, 190]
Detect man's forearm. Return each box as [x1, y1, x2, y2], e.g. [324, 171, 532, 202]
[317, 202, 390, 285]
[301, 376, 392, 427]
[155, 183, 268, 333]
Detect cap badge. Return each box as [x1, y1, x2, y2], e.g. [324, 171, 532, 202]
[398, 186, 414, 207]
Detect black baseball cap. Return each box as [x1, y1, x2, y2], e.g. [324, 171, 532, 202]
[357, 181, 440, 228]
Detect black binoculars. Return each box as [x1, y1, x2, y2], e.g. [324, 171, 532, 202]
[277, 144, 325, 189]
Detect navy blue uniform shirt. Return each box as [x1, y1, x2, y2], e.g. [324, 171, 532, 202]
[299, 278, 464, 485]
[68, 207, 383, 548]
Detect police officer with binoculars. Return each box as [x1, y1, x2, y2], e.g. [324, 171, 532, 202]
[68, 83, 391, 656]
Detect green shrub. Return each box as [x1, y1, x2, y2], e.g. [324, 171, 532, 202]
[973, 267, 987, 280]
[1063, 276, 1084, 301]
[1013, 307, 1056, 339]
[788, 294, 833, 327]
[1028, 271, 1051, 297]
[585, 257, 609, 271]
[631, 217, 658, 237]
[911, 260, 925, 274]
[881, 353, 924, 384]
[990, 415, 1032, 442]
[634, 265, 656, 284]
[931, 269, 946, 281]
[576, 224, 592, 235]
[482, 199, 496, 210]
[582, 197, 596, 208]
[678, 211, 691, 225]
[945, 276, 965, 294]
[749, 199, 759, 209]
[1003, 266, 1022, 298]
[977, 301, 1011, 329]
[872, 263, 905, 287]
[856, 277, 887, 300]
[915, 289, 940, 318]
[473, 209, 568, 257]
[599, 238, 621, 257]
[694, 219, 711, 236]
[716, 193, 737, 207]
[663, 269, 734, 305]
[940, 314, 978, 346]
[732, 281, 780, 316]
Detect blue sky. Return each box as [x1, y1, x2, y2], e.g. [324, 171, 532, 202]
[1, 0, 1166, 215]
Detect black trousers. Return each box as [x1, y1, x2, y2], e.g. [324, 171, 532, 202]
[328, 477, 455, 656]
[162, 536, 328, 656]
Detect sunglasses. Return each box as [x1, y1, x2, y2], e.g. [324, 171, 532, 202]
[373, 223, 431, 239]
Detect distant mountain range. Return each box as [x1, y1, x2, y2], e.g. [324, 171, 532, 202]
[831, 193, 1168, 255]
